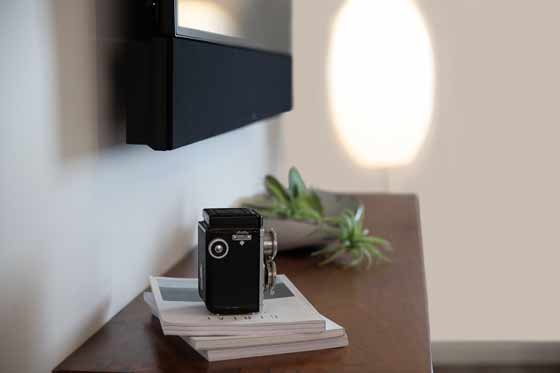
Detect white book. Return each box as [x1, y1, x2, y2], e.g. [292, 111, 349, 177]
[198, 335, 349, 362]
[149, 275, 326, 336]
[144, 292, 349, 361]
[144, 292, 346, 350]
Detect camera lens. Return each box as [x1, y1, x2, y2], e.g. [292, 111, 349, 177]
[208, 238, 229, 259]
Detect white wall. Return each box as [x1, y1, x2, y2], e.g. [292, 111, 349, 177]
[0, 1, 279, 372]
[391, 0, 560, 343]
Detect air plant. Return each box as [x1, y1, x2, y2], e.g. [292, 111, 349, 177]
[312, 209, 391, 269]
[243, 167, 391, 269]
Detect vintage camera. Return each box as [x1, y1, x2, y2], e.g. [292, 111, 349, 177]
[198, 208, 278, 314]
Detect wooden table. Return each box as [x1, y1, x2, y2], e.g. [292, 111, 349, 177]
[54, 194, 432, 373]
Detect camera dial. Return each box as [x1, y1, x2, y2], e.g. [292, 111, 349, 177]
[262, 229, 278, 292]
[208, 238, 229, 259]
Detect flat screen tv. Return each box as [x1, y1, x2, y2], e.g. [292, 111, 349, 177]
[127, 0, 292, 150]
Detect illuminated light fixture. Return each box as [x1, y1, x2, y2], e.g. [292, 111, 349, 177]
[177, 0, 239, 37]
[328, 0, 434, 168]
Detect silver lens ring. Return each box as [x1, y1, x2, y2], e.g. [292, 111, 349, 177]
[208, 238, 229, 259]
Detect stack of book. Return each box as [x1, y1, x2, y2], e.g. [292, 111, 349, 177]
[146, 275, 348, 361]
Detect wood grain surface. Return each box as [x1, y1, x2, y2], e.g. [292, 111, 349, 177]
[54, 194, 432, 373]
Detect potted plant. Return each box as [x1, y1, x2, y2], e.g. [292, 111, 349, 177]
[242, 167, 391, 268]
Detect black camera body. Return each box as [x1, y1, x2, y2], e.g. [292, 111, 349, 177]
[198, 208, 277, 314]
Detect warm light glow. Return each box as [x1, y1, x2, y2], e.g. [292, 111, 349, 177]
[328, 0, 434, 168]
[178, 0, 239, 37]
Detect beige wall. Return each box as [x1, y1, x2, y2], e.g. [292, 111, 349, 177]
[392, 0, 560, 342]
[0, 1, 279, 372]
[283, 0, 560, 351]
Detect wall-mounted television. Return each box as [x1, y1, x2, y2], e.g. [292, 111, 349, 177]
[127, 0, 292, 150]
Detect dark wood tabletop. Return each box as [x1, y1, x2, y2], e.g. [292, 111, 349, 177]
[54, 194, 432, 373]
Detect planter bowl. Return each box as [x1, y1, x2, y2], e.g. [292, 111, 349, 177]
[262, 191, 363, 251]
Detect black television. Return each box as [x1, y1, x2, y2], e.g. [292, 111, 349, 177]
[127, 0, 292, 150]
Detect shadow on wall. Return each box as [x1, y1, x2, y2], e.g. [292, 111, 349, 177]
[51, 0, 141, 162]
[52, 0, 97, 161]
[51, 0, 283, 165]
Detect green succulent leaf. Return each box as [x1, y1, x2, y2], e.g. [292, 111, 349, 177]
[362, 249, 373, 269]
[318, 249, 345, 266]
[308, 190, 324, 215]
[344, 250, 364, 268]
[265, 175, 290, 205]
[370, 237, 392, 249]
[311, 242, 339, 257]
[288, 167, 306, 198]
